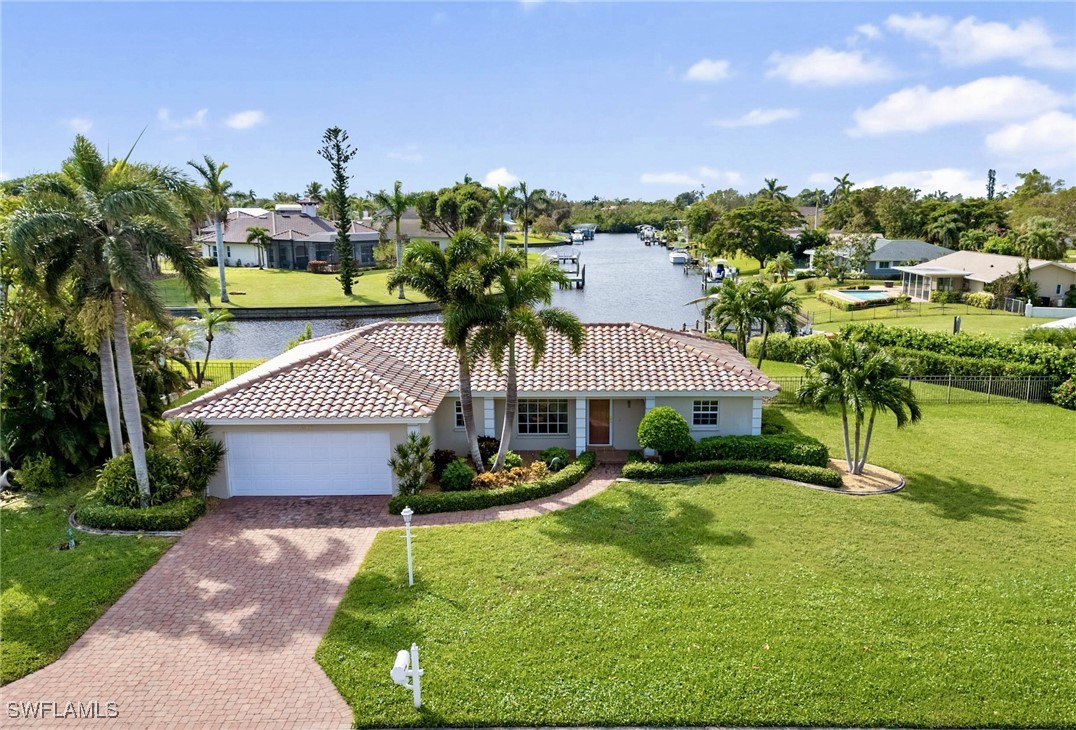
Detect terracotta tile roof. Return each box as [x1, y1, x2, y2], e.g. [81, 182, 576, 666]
[164, 322, 779, 423]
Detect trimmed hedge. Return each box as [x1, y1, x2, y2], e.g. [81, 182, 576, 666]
[621, 459, 843, 489]
[746, 333, 830, 365]
[691, 434, 829, 467]
[889, 347, 1046, 377]
[77, 489, 206, 531]
[817, 290, 896, 311]
[388, 452, 596, 515]
[962, 292, 995, 309]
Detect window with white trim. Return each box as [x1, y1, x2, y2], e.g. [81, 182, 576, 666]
[454, 400, 465, 429]
[517, 399, 569, 435]
[692, 400, 720, 427]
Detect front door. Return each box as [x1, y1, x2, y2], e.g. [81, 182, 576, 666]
[588, 399, 611, 446]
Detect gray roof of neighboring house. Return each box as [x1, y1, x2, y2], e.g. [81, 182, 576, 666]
[197, 212, 378, 244]
[364, 208, 449, 241]
[869, 239, 952, 264]
[894, 250, 1076, 283]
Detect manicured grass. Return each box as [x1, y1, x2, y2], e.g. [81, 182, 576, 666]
[1, 475, 174, 684]
[800, 298, 1043, 337]
[317, 402, 1076, 727]
[759, 359, 805, 377]
[504, 233, 567, 246]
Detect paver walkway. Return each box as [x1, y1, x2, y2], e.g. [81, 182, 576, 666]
[3, 466, 619, 728]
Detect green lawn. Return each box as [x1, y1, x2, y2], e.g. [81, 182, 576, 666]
[1, 476, 175, 684]
[799, 296, 1044, 337]
[317, 402, 1076, 727]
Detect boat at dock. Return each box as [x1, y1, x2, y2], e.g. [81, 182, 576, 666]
[571, 231, 585, 244]
[668, 249, 690, 265]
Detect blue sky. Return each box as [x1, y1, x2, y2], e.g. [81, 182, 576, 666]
[3, 1, 1074, 200]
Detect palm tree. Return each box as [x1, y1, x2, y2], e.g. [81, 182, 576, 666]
[750, 281, 800, 368]
[831, 174, 854, 203]
[246, 226, 272, 269]
[370, 181, 415, 299]
[187, 155, 233, 303]
[1018, 216, 1065, 260]
[490, 184, 519, 253]
[193, 306, 237, 386]
[470, 261, 584, 471]
[514, 182, 549, 266]
[769, 251, 794, 283]
[703, 278, 757, 355]
[304, 181, 328, 217]
[798, 339, 921, 474]
[761, 178, 789, 201]
[386, 230, 519, 471]
[9, 136, 208, 502]
[926, 212, 965, 249]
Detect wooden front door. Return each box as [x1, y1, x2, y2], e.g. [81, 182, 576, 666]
[588, 399, 611, 446]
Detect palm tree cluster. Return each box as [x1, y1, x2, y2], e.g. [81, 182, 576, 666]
[702, 278, 801, 367]
[387, 229, 583, 473]
[8, 136, 209, 504]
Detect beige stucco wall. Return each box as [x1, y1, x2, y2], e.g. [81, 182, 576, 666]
[654, 395, 757, 438]
[610, 398, 645, 450]
[1030, 266, 1076, 303]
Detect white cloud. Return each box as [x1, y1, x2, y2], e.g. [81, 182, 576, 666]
[684, 58, 731, 82]
[985, 111, 1076, 167]
[0, 170, 9, 181]
[711, 108, 799, 128]
[387, 146, 423, 163]
[807, 172, 835, 186]
[766, 47, 894, 86]
[641, 167, 742, 187]
[225, 110, 266, 130]
[483, 167, 519, 187]
[157, 108, 207, 130]
[861, 168, 985, 198]
[849, 76, 1065, 136]
[885, 13, 1074, 70]
[853, 23, 882, 41]
[63, 117, 93, 133]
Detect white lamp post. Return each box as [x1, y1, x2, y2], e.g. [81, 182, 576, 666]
[401, 506, 414, 586]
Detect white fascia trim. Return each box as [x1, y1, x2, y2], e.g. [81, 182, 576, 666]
[457, 390, 778, 399]
[191, 417, 431, 426]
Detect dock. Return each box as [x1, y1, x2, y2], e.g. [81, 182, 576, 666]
[553, 251, 586, 289]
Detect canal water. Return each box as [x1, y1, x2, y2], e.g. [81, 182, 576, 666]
[207, 233, 714, 359]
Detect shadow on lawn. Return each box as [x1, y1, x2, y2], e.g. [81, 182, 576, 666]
[899, 473, 1032, 522]
[540, 489, 752, 568]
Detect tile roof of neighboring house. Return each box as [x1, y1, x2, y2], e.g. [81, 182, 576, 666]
[896, 251, 1076, 283]
[197, 213, 380, 244]
[869, 239, 952, 263]
[164, 322, 779, 423]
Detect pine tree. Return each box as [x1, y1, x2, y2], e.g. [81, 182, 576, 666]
[318, 127, 358, 295]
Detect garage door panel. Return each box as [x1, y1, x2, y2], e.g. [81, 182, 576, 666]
[227, 429, 393, 496]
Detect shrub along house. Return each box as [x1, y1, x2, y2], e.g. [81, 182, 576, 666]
[163, 322, 779, 497]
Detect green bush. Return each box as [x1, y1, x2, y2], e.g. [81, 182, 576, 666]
[476, 436, 499, 469]
[637, 406, 693, 461]
[621, 459, 843, 489]
[388, 432, 434, 496]
[440, 459, 476, 491]
[890, 347, 1046, 377]
[691, 434, 829, 467]
[389, 452, 596, 515]
[747, 333, 831, 365]
[77, 489, 205, 531]
[166, 419, 225, 497]
[15, 454, 65, 492]
[502, 450, 524, 469]
[97, 451, 184, 508]
[962, 292, 995, 309]
[1064, 285, 1076, 308]
[431, 449, 457, 480]
[930, 290, 961, 304]
[1053, 378, 1076, 410]
[539, 447, 571, 472]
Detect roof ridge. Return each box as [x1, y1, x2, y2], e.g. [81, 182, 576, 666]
[332, 331, 445, 415]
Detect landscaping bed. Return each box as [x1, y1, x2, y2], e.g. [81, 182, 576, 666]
[76, 489, 206, 532]
[621, 458, 842, 489]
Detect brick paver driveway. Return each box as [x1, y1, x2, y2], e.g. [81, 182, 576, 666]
[3, 467, 618, 728]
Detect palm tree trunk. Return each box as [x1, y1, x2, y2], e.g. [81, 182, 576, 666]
[458, 349, 484, 473]
[756, 323, 769, 369]
[840, 403, 853, 471]
[493, 342, 518, 473]
[215, 219, 229, 303]
[111, 289, 151, 505]
[523, 222, 529, 268]
[852, 416, 861, 473]
[98, 336, 124, 458]
[395, 220, 405, 299]
[499, 206, 506, 253]
[857, 408, 877, 475]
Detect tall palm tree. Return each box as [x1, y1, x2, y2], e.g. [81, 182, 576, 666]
[514, 182, 549, 267]
[798, 339, 921, 474]
[490, 184, 519, 253]
[831, 174, 854, 203]
[386, 230, 519, 471]
[246, 226, 272, 269]
[750, 281, 800, 368]
[761, 178, 789, 201]
[470, 261, 584, 471]
[187, 155, 233, 303]
[370, 181, 415, 299]
[925, 212, 965, 249]
[769, 251, 794, 283]
[193, 306, 237, 386]
[10, 136, 207, 502]
[703, 278, 756, 355]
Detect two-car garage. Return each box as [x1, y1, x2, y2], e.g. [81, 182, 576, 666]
[212, 427, 397, 497]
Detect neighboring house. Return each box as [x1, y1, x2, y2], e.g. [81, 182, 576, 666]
[196, 201, 381, 269]
[894, 251, 1076, 305]
[804, 235, 951, 278]
[365, 207, 453, 249]
[163, 322, 780, 497]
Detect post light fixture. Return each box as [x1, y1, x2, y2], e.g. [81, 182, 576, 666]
[401, 506, 415, 586]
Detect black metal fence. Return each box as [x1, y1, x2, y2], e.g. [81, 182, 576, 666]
[770, 374, 1057, 405]
[187, 360, 265, 386]
[804, 301, 1028, 326]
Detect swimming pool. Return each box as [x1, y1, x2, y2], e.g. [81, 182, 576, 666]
[837, 289, 892, 301]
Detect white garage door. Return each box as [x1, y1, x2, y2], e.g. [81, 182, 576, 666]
[226, 429, 393, 496]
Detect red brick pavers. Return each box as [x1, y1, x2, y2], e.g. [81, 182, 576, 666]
[2, 468, 619, 728]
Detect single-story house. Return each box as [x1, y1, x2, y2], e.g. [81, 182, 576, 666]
[163, 322, 780, 497]
[804, 235, 951, 278]
[894, 251, 1076, 305]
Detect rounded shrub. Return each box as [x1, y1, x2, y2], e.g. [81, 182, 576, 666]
[97, 450, 184, 508]
[440, 458, 476, 492]
[1053, 378, 1076, 410]
[16, 454, 65, 492]
[539, 447, 571, 472]
[77, 490, 205, 531]
[637, 406, 694, 461]
[502, 451, 524, 469]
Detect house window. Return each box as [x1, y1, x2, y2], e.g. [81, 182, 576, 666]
[210, 245, 218, 258]
[359, 244, 375, 266]
[692, 400, 720, 427]
[877, 261, 890, 269]
[454, 400, 465, 429]
[226, 245, 232, 258]
[517, 399, 569, 435]
[1057, 284, 1063, 295]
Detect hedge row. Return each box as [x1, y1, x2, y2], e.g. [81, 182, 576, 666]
[691, 434, 829, 467]
[77, 490, 206, 531]
[621, 459, 843, 489]
[746, 333, 830, 364]
[817, 290, 898, 311]
[388, 452, 597, 515]
[889, 347, 1047, 377]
